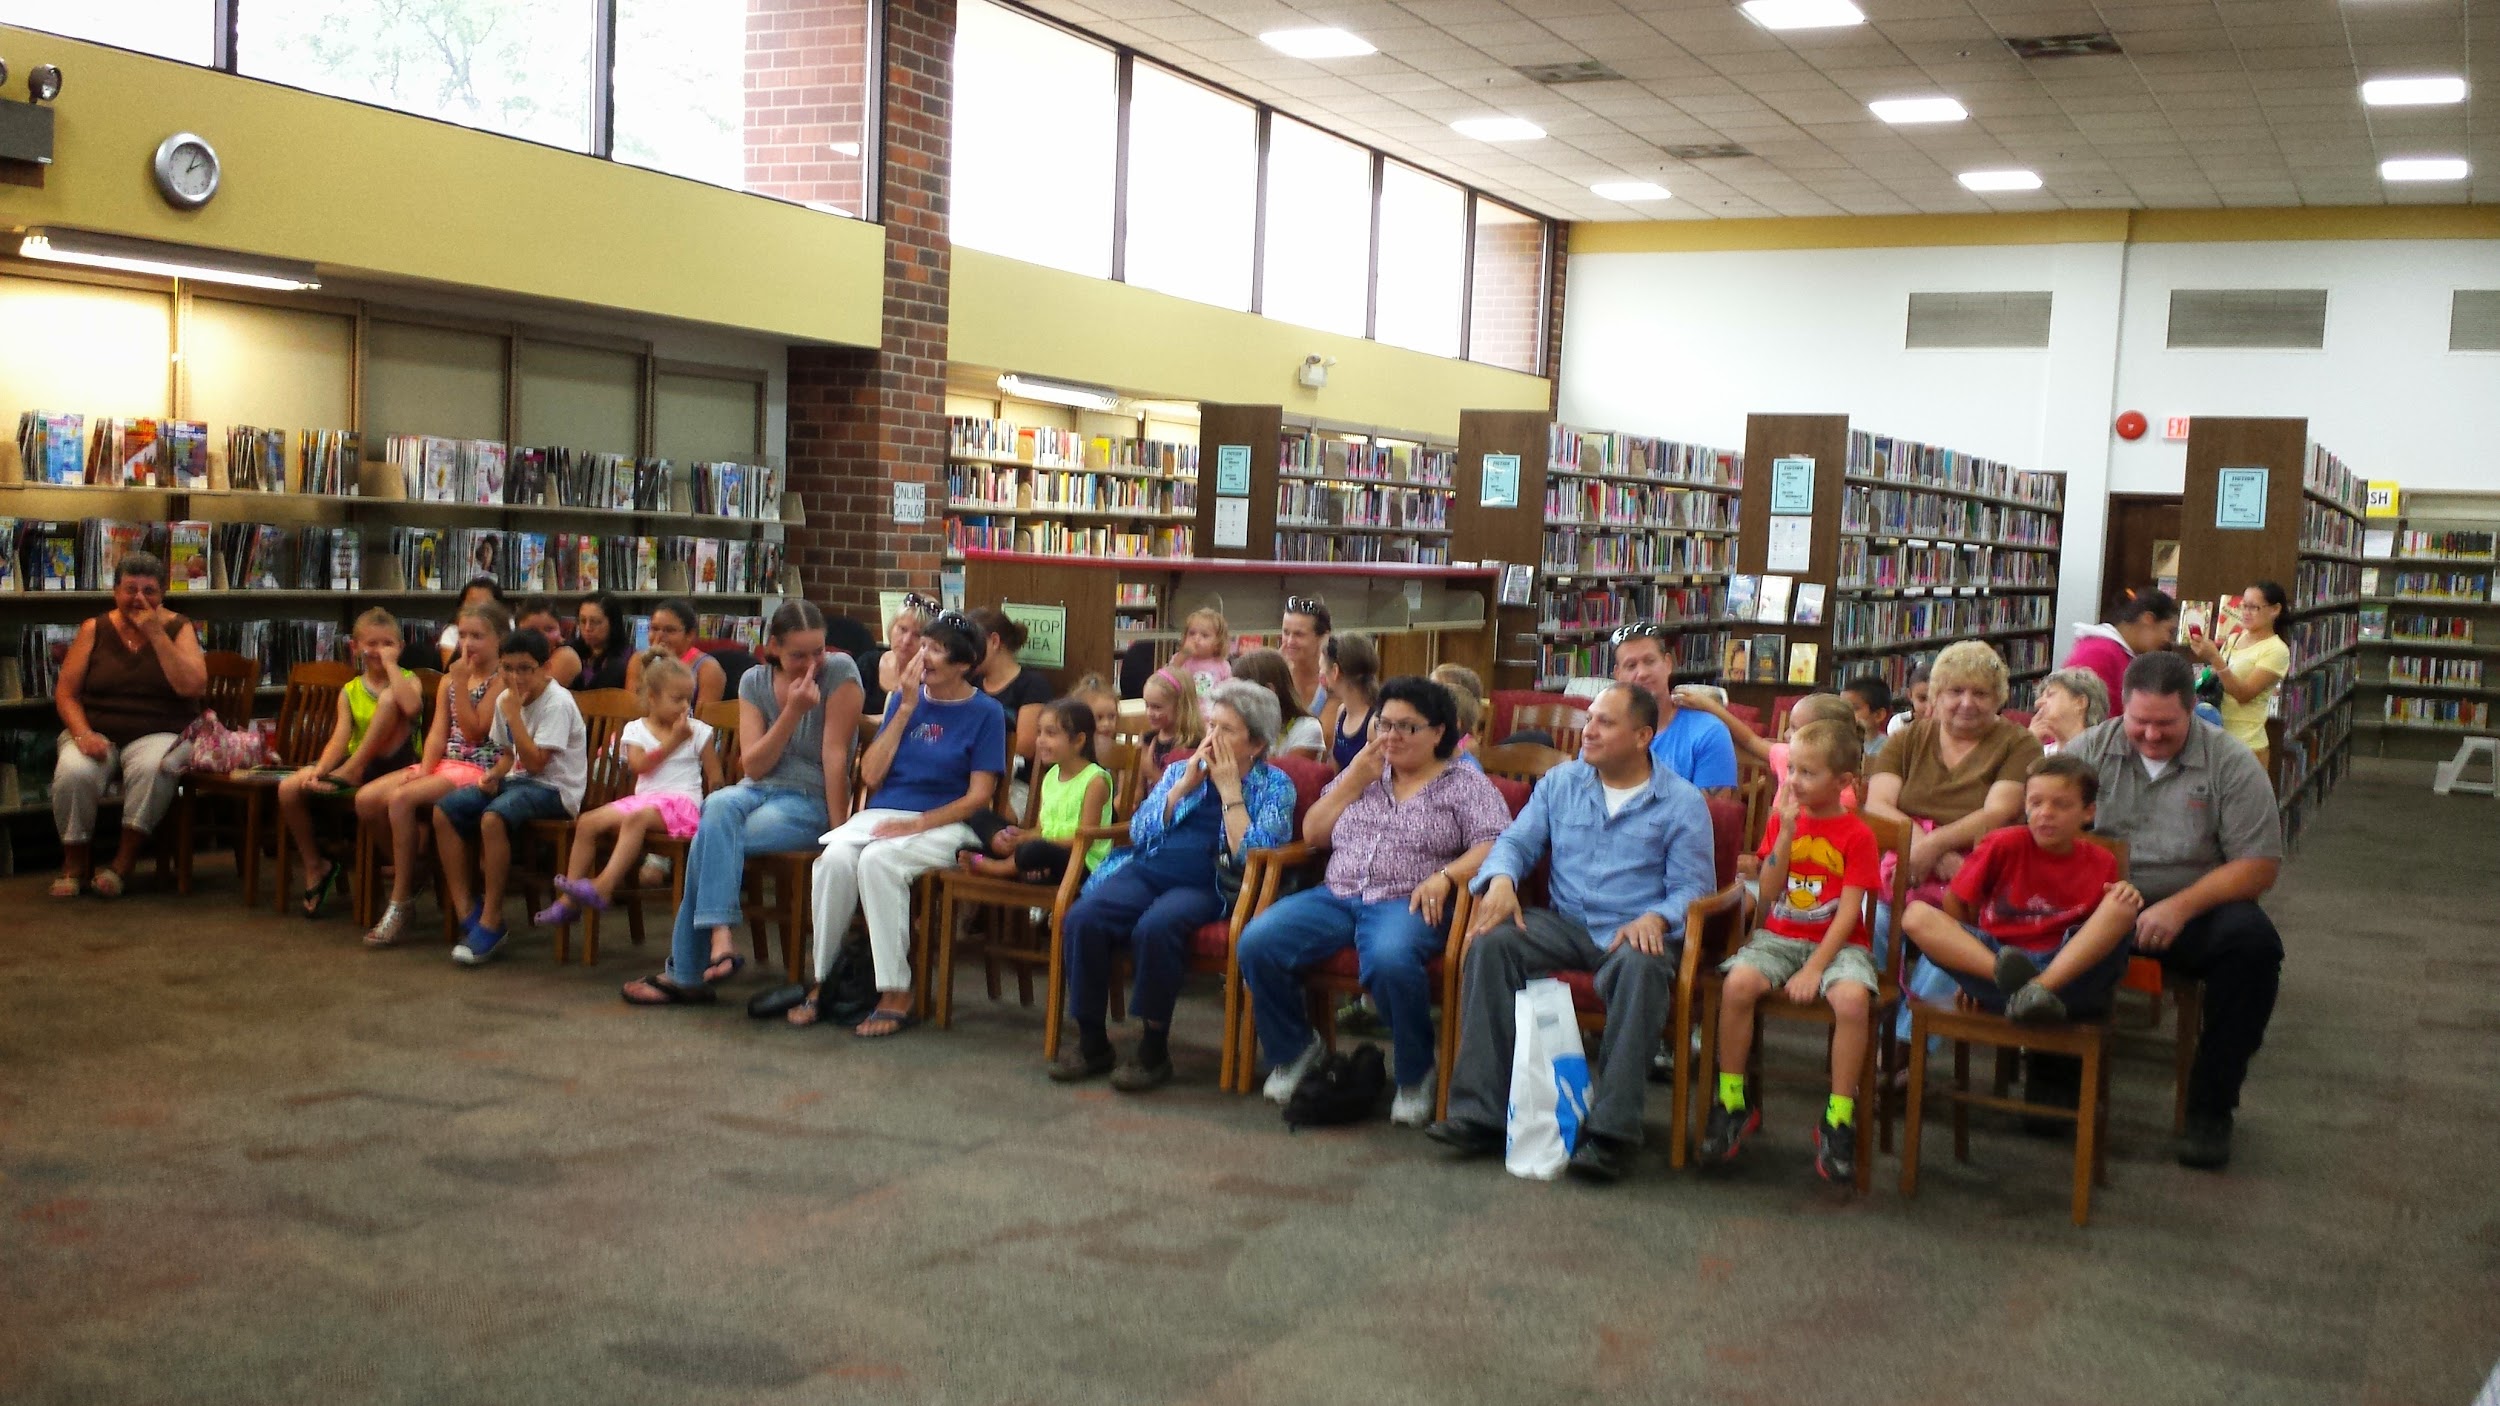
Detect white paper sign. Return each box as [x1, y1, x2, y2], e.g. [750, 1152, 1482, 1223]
[1213, 496, 1250, 548]
[892, 481, 927, 525]
[1766, 515, 1813, 572]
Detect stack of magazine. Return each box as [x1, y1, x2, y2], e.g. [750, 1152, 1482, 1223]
[14, 411, 85, 484]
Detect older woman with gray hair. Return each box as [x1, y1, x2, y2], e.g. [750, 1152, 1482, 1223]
[1051, 679, 1298, 1092]
[2027, 667, 2110, 753]
[50, 552, 206, 899]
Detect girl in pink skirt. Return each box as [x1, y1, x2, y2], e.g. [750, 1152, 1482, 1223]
[536, 650, 722, 927]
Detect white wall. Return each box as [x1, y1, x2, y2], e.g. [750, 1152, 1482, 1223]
[1559, 234, 2500, 654]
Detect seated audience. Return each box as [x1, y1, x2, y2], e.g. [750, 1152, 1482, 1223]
[1228, 647, 1325, 758]
[1169, 606, 1233, 692]
[1140, 666, 1203, 771]
[49, 552, 206, 899]
[281, 607, 423, 917]
[1888, 662, 1932, 738]
[1318, 633, 1382, 770]
[537, 649, 723, 928]
[358, 600, 508, 946]
[568, 591, 633, 693]
[2027, 667, 2111, 753]
[432, 628, 588, 964]
[1841, 675, 1892, 756]
[1431, 663, 1487, 766]
[1611, 622, 1736, 795]
[958, 699, 1113, 884]
[437, 577, 509, 666]
[1866, 640, 2040, 896]
[624, 598, 729, 711]
[1280, 594, 1333, 715]
[877, 591, 937, 701]
[1068, 673, 1121, 743]
[514, 596, 582, 688]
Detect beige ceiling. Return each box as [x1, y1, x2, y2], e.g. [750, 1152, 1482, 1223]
[1015, 0, 2490, 220]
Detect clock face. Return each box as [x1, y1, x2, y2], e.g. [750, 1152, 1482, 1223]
[153, 133, 220, 209]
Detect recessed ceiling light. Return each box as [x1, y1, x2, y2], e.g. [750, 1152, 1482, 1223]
[1739, 0, 1865, 32]
[2361, 76, 2467, 107]
[1958, 168, 2043, 192]
[2381, 157, 2469, 182]
[1591, 180, 1671, 201]
[1452, 116, 1546, 143]
[1870, 96, 1968, 125]
[1259, 27, 1375, 59]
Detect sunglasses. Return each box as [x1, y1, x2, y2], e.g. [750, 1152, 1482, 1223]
[1285, 595, 1326, 616]
[901, 591, 940, 616]
[934, 610, 979, 634]
[1610, 621, 1670, 645]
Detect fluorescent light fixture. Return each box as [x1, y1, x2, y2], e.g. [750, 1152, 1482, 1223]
[1452, 116, 1546, 143]
[1957, 168, 2043, 192]
[997, 373, 1122, 412]
[2361, 76, 2466, 107]
[2380, 157, 2469, 182]
[1739, 0, 1865, 31]
[1259, 27, 1375, 59]
[1870, 96, 1968, 124]
[1591, 179, 1672, 201]
[17, 228, 321, 291]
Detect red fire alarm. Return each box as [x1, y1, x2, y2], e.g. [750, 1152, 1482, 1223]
[2114, 410, 2148, 441]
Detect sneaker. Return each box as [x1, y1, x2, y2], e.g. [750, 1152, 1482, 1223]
[1047, 1044, 1117, 1083]
[1699, 1102, 1760, 1166]
[1993, 945, 2042, 995]
[1815, 1115, 1857, 1185]
[362, 900, 411, 948]
[1389, 1074, 1436, 1127]
[1422, 1119, 1502, 1157]
[452, 925, 509, 966]
[531, 897, 579, 929]
[2177, 1111, 2234, 1170]
[1109, 1055, 1172, 1093]
[2006, 980, 2067, 1025]
[1262, 1034, 1328, 1104]
[1566, 1132, 1630, 1184]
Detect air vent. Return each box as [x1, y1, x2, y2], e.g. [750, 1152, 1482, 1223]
[2166, 290, 2328, 350]
[1515, 60, 1624, 84]
[1906, 292, 2054, 349]
[2005, 33, 2123, 59]
[2451, 290, 2500, 351]
[1659, 143, 1752, 160]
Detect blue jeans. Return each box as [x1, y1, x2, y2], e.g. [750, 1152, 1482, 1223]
[434, 777, 570, 836]
[1060, 864, 1225, 1033]
[1237, 887, 1443, 1086]
[667, 783, 828, 985]
[1876, 900, 1963, 1041]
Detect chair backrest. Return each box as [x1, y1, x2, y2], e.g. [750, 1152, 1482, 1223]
[2080, 831, 2128, 877]
[1476, 740, 1569, 785]
[1096, 739, 1143, 821]
[1725, 700, 1763, 731]
[1010, 721, 1046, 828]
[1734, 757, 1774, 850]
[698, 699, 742, 790]
[1680, 795, 1757, 972]
[1489, 689, 1584, 742]
[849, 712, 886, 811]
[1859, 810, 1917, 985]
[1270, 753, 1335, 836]
[2002, 708, 2034, 728]
[569, 689, 647, 811]
[1704, 793, 1746, 891]
[1769, 692, 1810, 736]
[410, 668, 443, 738]
[274, 661, 356, 766]
[1488, 773, 1532, 817]
[202, 651, 258, 726]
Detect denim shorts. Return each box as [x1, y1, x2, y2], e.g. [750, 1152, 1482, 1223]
[1944, 922, 2131, 1018]
[435, 777, 570, 838]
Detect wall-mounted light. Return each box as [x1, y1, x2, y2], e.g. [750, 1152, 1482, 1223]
[1297, 355, 1335, 390]
[18, 228, 322, 291]
[28, 64, 63, 103]
[997, 372, 1121, 412]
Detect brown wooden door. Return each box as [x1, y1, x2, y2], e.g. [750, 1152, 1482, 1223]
[2101, 493, 2183, 616]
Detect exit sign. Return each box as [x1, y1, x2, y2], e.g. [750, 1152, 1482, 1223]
[2163, 417, 2192, 441]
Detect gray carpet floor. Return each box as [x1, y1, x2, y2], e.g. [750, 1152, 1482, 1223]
[3, 760, 2495, 1405]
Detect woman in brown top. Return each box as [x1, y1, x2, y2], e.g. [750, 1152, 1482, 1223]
[52, 552, 207, 898]
[1865, 639, 2042, 893]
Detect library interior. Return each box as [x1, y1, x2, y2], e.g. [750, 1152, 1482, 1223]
[0, 3, 2494, 1402]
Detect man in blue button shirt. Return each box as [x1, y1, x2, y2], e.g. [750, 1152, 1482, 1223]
[1611, 622, 1737, 797]
[1426, 683, 1718, 1182]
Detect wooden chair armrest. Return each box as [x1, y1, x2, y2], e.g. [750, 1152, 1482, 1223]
[1074, 821, 1133, 845]
[1677, 881, 1752, 991]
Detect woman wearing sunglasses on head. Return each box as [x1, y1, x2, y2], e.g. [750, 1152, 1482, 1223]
[1280, 594, 1333, 717]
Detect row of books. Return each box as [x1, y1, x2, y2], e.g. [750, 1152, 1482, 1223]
[3, 518, 219, 593]
[1829, 593, 2054, 651]
[1719, 635, 1820, 687]
[1726, 574, 1826, 627]
[1114, 583, 1158, 608]
[1279, 434, 1454, 487]
[2384, 654, 2484, 688]
[2382, 695, 2491, 730]
[2365, 610, 2474, 643]
[2374, 569, 2498, 603]
[1840, 487, 2061, 547]
[1546, 426, 1742, 489]
[227, 426, 363, 494]
[1536, 628, 1719, 687]
[1275, 483, 1450, 531]
[2277, 654, 2356, 736]
[0, 726, 58, 805]
[1541, 529, 1732, 578]
[1542, 480, 1739, 532]
[1846, 429, 2063, 509]
[1537, 582, 1724, 635]
[2276, 716, 2350, 844]
[2369, 528, 2497, 561]
[1835, 539, 2058, 591]
[1272, 531, 1447, 566]
[2305, 443, 2364, 517]
[944, 465, 1194, 515]
[2296, 558, 2361, 611]
[2299, 499, 2361, 557]
[16, 412, 213, 489]
[946, 517, 1194, 558]
[2286, 609, 2357, 673]
[948, 419, 1200, 476]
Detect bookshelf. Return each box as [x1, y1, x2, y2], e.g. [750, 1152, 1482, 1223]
[1727, 414, 2064, 713]
[1274, 422, 1456, 567]
[2356, 488, 2500, 763]
[2177, 417, 2367, 839]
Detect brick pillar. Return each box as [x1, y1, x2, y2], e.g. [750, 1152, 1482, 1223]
[744, 0, 872, 217]
[1466, 216, 1550, 376]
[1542, 220, 1569, 409]
[786, 0, 953, 620]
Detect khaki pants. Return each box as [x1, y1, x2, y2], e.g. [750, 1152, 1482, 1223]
[53, 731, 189, 844]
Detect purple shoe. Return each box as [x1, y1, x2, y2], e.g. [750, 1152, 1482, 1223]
[532, 896, 578, 928]
[555, 875, 610, 912]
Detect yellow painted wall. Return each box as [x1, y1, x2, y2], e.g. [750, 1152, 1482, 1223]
[0, 26, 884, 347]
[949, 249, 1551, 440]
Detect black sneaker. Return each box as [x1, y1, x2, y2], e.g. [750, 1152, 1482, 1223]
[1047, 1044, 1116, 1083]
[1815, 1115, 1857, 1185]
[2177, 1111, 2234, 1170]
[1993, 945, 2042, 995]
[1108, 1055, 1173, 1093]
[1698, 1102, 1760, 1166]
[1566, 1132, 1631, 1184]
[1423, 1118, 1503, 1157]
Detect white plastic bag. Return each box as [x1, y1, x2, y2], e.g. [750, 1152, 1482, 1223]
[1505, 977, 1593, 1180]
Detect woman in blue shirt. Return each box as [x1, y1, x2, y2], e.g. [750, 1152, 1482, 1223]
[802, 612, 1007, 1037]
[1050, 679, 1295, 1092]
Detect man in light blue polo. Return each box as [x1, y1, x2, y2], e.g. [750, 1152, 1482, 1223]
[1611, 622, 1737, 797]
[1426, 683, 1717, 1183]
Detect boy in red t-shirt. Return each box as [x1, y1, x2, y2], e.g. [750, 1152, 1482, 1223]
[1901, 753, 2141, 1024]
[1700, 719, 1881, 1184]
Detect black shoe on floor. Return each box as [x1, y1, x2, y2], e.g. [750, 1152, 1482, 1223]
[1698, 1102, 1760, 1166]
[1048, 1045, 1117, 1083]
[1566, 1133, 1632, 1184]
[2177, 1111, 2234, 1170]
[1108, 1056, 1173, 1093]
[1423, 1118, 1503, 1157]
[1814, 1116, 1857, 1186]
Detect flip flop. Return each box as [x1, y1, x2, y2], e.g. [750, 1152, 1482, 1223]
[299, 861, 342, 920]
[91, 868, 125, 899]
[620, 973, 718, 1006]
[48, 874, 82, 899]
[852, 1008, 918, 1039]
[701, 952, 747, 984]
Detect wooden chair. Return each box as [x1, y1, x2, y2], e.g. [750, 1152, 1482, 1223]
[590, 700, 744, 965]
[1506, 702, 1586, 755]
[169, 651, 265, 895]
[186, 660, 352, 907]
[1688, 811, 1914, 1195]
[1899, 835, 2130, 1227]
[517, 689, 641, 960]
[1735, 758, 1774, 852]
[1475, 741, 1569, 786]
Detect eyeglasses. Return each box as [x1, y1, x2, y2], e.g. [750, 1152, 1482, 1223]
[1610, 621, 1670, 645]
[1370, 717, 1432, 737]
[1285, 595, 1326, 617]
[901, 592, 940, 616]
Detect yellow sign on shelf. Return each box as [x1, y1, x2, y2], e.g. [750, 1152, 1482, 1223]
[2365, 480, 2401, 518]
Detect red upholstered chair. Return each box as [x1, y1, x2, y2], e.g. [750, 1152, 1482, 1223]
[1769, 694, 1811, 736]
[2001, 708, 2034, 728]
[1491, 690, 1589, 751]
[1725, 702, 1763, 732]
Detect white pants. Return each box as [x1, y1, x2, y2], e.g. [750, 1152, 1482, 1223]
[53, 731, 189, 845]
[809, 809, 977, 991]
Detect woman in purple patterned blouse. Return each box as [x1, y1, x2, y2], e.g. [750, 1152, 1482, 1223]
[1235, 675, 1515, 1126]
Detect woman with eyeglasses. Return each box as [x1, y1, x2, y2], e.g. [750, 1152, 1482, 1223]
[1050, 680, 1295, 1091]
[1280, 594, 1333, 717]
[621, 600, 863, 1006]
[1236, 676, 1512, 1124]
[1318, 632, 1382, 772]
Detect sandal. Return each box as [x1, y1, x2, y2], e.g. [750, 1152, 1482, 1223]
[701, 952, 746, 984]
[853, 1007, 919, 1039]
[555, 876, 610, 912]
[299, 861, 342, 920]
[363, 900, 411, 948]
[532, 896, 579, 929]
[621, 973, 718, 1006]
[91, 868, 126, 899]
[49, 874, 82, 899]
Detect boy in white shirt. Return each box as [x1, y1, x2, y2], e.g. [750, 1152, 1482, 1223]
[434, 628, 587, 965]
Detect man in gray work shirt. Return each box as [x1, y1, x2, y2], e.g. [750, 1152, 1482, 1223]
[2062, 650, 2285, 1171]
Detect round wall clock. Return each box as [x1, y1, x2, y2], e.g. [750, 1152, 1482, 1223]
[152, 133, 220, 209]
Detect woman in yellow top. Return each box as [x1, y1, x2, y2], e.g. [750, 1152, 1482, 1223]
[2189, 579, 2291, 774]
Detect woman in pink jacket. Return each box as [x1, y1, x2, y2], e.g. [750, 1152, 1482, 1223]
[2063, 588, 2179, 706]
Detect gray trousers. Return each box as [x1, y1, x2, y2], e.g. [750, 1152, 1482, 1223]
[53, 731, 188, 845]
[1445, 906, 1678, 1145]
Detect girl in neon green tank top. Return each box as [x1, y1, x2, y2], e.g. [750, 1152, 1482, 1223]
[279, 608, 424, 918]
[959, 699, 1115, 884]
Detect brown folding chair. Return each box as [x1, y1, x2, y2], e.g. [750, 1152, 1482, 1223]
[1507, 702, 1586, 755]
[171, 650, 265, 895]
[189, 660, 352, 908]
[523, 689, 641, 961]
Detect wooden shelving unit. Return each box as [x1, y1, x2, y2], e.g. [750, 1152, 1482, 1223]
[2355, 488, 2500, 763]
[1270, 421, 1456, 567]
[941, 419, 1200, 563]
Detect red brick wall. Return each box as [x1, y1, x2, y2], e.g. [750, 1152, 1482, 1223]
[1467, 215, 1550, 376]
[786, 0, 954, 619]
[744, 0, 873, 217]
[1542, 220, 1568, 407]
